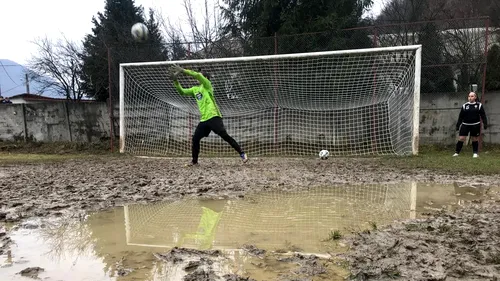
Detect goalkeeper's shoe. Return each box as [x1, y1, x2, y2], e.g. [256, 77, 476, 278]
[240, 153, 248, 163]
[185, 161, 199, 167]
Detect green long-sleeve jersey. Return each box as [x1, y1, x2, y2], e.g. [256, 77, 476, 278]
[173, 69, 222, 122]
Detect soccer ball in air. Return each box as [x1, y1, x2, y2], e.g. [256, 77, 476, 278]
[319, 150, 329, 160]
[131, 23, 148, 42]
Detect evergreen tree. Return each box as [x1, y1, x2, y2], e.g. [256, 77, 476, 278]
[143, 9, 168, 60]
[81, 0, 168, 101]
[220, 0, 374, 55]
[170, 36, 188, 60]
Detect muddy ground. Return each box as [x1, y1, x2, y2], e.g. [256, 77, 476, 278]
[343, 197, 500, 281]
[1, 155, 500, 280]
[2, 156, 499, 223]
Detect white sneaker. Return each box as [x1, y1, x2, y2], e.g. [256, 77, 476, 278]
[240, 152, 248, 163]
[453, 153, 459, 157]
[473, 153, 478, 158]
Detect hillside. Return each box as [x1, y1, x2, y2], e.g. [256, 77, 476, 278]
[0, 59, 59, 98]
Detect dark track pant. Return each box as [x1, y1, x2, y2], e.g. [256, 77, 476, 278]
[192, 117, 243, 163]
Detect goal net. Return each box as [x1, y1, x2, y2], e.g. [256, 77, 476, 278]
[119, 45, 421, 157]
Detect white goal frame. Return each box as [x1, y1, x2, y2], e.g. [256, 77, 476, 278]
[119, 45, 422, 156]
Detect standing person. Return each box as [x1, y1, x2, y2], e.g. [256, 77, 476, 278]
[453, 91, 488, 158]
[170, 64, 248, 166]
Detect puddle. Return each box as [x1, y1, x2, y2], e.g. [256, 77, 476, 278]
[0, 182, 490, 281]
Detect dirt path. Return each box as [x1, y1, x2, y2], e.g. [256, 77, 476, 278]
[1, 156, 498, 223]
[1, 155, 500, 280]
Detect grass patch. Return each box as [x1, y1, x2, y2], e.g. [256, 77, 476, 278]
[376, 144, 500, 176]
[0, 140, 121, 164]
[0, 153, 98, 164]
[1, 141, 500, 176]
[0, 140, 116, 154]
[323, 230, 342, 241]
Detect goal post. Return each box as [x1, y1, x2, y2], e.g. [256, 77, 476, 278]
[412, 46, 422, 156]
[119, 45, 422, 157]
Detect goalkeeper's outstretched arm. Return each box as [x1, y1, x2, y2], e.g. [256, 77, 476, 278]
[182, 69, 212, 90]
[171, 65, 212, 91]
[170, 70, 194, 96]
[173, 80, 195, 97]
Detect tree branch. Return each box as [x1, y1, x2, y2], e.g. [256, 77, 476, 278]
[28, 35, 85, 100]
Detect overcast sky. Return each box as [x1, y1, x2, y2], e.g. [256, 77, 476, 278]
[0, 0, 385, 65]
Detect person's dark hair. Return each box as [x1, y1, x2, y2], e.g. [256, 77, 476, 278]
[198, 68, 211, 80]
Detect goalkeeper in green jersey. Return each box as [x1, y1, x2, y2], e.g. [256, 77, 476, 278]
[170, 64, 248, 166]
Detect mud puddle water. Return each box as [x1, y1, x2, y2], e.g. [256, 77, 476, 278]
[0, 182, 490, 281]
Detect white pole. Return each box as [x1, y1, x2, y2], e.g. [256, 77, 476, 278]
[119, 65, 125, 153]
[412, 46, 422, 155]
[123, 205, 131, 245]
[410, 181, 417, 219]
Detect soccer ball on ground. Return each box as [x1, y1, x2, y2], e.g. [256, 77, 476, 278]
[131, 23, 148, 42]
[319, 149, 329, 160]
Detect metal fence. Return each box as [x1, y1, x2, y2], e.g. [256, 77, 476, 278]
[164, 17, 493, 96]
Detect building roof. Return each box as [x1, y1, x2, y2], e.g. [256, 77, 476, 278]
[9, 93, 96, 102]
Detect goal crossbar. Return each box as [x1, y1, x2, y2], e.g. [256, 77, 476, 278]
[120, 45, 422, 67]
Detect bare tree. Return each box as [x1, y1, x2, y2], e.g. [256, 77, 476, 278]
[441, 24, 489, 91]
[439, 0, 500, 23]
[182, 0, 225, 58]
[28, 36, 85, 101]
[152, 7, 190, 60]
[154, 0, 238, 59]
[375, 0, 446, 47]
[375, 0, 493, 93]
[429, 0, 494, 92]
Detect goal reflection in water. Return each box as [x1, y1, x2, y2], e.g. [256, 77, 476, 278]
[125, 182, 419, 254]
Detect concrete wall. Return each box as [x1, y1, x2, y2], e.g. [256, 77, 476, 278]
[0, 102, 111, 142]
[0, 93, 498, 146]
[0, 104, 25, 141]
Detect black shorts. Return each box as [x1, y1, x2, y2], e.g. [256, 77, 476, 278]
[194, 116, 226, 138]
[459, 124, 480, 137]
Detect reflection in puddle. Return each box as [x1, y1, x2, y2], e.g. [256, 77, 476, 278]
[0, 182, 488, 280]
[126, 183, 413, 253]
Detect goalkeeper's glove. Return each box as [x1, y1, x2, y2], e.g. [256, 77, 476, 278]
[169, 72, 178, 81]
[170, 64, 184, 76]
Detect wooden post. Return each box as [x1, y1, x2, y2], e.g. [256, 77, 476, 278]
[108, 46, 115, 152]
